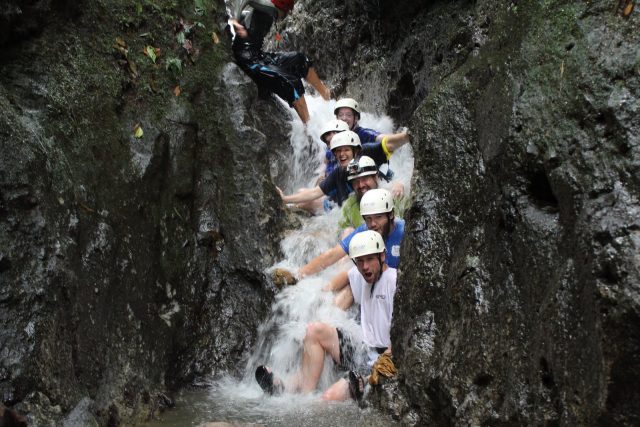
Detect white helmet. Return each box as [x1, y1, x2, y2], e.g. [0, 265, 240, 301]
[320, 119, 349, 143]
[334, 98, 360, 118]
[329, 130, 361, 151]
[360, 188, 393, 216]
[349, 230, 385, 259]
[347, 156, 378, 181]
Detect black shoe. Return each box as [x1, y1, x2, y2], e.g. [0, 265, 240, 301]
[348, 370, 365, 402]
[255, 365, 284, 395]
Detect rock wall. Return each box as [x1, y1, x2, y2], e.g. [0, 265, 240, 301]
[290, 0, 639, 424]
[2, 0, 639, 425]
[1, 0, 289, 424]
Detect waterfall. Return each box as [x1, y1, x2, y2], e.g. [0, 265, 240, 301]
[147, 94, 412, 425]
[214, 94, 413, 406]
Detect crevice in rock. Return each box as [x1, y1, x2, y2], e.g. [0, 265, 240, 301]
[597, 261, 622, 285]
[0, 254, 11, 272]
[473, 372, 493, 387]
[539, 357, 555, 389]
[526, 169, 559, 211]
[426, 378, 455, 426]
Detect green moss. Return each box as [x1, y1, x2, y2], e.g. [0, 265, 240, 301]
[19, 0, 228, 208]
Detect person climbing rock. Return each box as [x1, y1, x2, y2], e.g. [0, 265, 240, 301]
[277, 130, 409, 209]
[274, 188, 404, 287]
[256, 230, 397, 402]
[229, 0, 331, 123]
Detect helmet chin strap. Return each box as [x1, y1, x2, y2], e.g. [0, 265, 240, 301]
[370, 253, 384, 297]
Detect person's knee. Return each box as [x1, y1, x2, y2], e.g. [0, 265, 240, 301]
[304, 322, 330, 343]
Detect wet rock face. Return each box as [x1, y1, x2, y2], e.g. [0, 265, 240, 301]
[1, 0, 288, 424]
[0, 0, 83, 46]
[2, 0, 639, 425]
[291, 0, 639, 424]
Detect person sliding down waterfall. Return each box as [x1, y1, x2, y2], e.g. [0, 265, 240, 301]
[334, 97, 411, 146]
[274, 188, 404, 287]
[289, 118, 351, 213]
[255, 230, 397, 402]
[331, 97, 411, 198]
[229, 0, 331, 123]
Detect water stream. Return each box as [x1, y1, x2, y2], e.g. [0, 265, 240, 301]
[144, 95, 413, 426]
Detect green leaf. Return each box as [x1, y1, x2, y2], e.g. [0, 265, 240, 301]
[145, 45, 157, 63]
[166, 57, 183, 73]
[176, 31, 186, 45]
[133, 124, 144, 138]
[194, 0, 205, 16]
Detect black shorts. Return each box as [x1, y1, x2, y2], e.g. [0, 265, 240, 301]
[234, 50, 312, 106]
[336, 328, 357, 370]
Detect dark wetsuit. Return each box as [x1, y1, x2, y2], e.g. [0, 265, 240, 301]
[232, 3, 312, 106]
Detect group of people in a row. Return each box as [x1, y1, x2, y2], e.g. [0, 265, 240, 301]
[259, 111, 409, 401]
[228, 0, 411, 403]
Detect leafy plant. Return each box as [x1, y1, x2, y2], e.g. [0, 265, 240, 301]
[194, 0, 206, 16]
[166, 57, 183, 73]
[144, 45, 159, 63]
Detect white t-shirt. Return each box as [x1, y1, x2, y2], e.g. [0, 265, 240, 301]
[348, 266, 397, 350]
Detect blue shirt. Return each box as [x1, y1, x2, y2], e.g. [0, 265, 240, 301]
[354, 126, 381, 144]
[340, 219, 405, 268]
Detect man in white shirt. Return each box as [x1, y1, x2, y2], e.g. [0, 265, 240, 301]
[255, 230, 396, 401]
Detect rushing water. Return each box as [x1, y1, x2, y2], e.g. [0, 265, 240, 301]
[144, 94, 413, 426]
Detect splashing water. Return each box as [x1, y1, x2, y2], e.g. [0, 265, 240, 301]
[146, 95, 412, 426]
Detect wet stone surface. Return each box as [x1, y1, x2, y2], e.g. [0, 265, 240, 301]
[2, 0, 640, 425]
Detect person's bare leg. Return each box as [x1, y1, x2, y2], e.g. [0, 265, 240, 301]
[305, 67, 331, 100]
[322, 378, 350, 401]
[292, 96, 310, 123]
[333, 286, 354, 310]
[299, 322, 340, 393]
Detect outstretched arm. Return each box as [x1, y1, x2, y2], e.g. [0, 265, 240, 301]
[277, 186, 324, 204]
[299, 245, 346, 278]
[376, 132, 410, 153]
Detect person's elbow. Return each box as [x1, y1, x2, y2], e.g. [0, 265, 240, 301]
[386, 133, 410, 152]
